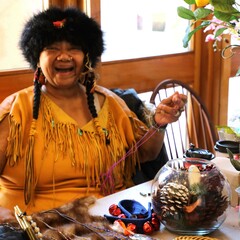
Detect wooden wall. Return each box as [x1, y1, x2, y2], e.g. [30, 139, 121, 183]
[98, 52, 195, 92]
[0, 52, 194, 103]
[0, 69, 33, 102]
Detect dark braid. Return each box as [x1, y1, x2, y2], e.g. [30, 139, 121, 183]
[24, 68, 42, 205]
[33, 68, 42, 120]
[85, 71, 98, 119]
[84, 69, 110, 144]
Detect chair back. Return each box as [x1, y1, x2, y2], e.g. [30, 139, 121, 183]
[150, 79, 217, 160]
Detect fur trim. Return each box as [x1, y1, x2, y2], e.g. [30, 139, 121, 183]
[19, 7, 104, 69]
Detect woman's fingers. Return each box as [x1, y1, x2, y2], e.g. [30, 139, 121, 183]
[153, 92, 187, 126]
[156, 103, 181, 116]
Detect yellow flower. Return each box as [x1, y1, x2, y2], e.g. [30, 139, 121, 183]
[195, 0, 210, 7]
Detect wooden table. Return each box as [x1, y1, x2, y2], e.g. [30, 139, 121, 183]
[89, 180, 240, 240]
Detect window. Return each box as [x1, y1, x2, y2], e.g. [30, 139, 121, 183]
[0, 0, 48, 71]
[100, 0, 189, 62]
[228, 77, 240, 130]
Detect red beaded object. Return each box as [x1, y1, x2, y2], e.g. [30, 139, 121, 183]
[105, 199, 160, 236]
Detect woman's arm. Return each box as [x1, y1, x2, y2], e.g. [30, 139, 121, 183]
[137, 126, 165, 162]
[0, 116, 16, 223]
[0, 116, 9, 174]
[138, 92, 187, 162]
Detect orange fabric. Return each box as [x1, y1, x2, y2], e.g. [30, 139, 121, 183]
[0, 85, 148, 214]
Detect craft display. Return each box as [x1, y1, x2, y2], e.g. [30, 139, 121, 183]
[151, 158, 231, 235]
[104, 199, 160, 236]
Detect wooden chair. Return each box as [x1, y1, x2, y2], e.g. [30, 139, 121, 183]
[150, 79, 217, 160]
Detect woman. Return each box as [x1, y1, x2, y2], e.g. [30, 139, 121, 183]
[0, 7, 186, 220]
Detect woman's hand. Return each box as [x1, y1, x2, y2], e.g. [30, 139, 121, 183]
[0, 206, 16, 224]
[154, 91, 187, 127]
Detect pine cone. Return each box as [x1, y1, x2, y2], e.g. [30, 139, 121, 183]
[201, 168, 225, 193]
[187, 168, 230, 225]
[152, 182, 190, 218]
[205, 192, 229, 220]
[201, 192, 228, 223]
[185, 191, 229, 226]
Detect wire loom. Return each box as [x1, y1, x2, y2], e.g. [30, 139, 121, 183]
[11, 196, 133, 240]
[10, 196, 159, 240]
[14, 206, 130, 240]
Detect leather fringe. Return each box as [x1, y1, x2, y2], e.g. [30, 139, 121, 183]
[24, 119, 37, 205]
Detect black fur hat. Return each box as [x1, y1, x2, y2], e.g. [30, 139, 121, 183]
[19, 7, 104, 69]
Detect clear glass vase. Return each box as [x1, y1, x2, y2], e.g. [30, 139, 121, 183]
[236, 186, 240, 227]
[151, 158, 231, 235]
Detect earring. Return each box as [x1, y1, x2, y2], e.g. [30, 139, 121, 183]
[34, 67, 45, 85]
[81, 53, 97, 93]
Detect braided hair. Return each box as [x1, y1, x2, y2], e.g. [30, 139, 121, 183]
[24, 68, 43, 204]
[33, 68, 42, 120]
[82, 58, 110, 144]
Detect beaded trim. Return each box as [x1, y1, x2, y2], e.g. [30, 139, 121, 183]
[14, 206, 43, 240]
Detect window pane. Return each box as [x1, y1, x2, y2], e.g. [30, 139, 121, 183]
[228, 77, 240, 130]
[0, 0, 48, 71]
[101, 0, 189, 62]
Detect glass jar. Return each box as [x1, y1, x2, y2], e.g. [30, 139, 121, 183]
[151, 158, 231, 235]
[236, 186, 240, 226]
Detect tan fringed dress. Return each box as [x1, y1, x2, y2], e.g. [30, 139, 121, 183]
[0, 85, 149, 214]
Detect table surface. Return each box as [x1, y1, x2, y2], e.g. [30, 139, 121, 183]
[89, 180, 240, 240]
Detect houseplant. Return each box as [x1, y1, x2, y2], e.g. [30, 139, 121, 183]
[177, 0, 240, 67]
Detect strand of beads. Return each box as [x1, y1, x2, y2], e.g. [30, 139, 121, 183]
[14, 205, 43, 240]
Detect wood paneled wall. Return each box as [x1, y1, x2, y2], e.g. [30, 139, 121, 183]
[98, 53, 194, 93]
[0, 52, 194, 103]
[0, 70, 33, 103]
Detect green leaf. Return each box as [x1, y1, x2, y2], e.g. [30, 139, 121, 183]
[230, 158, 240, 171]
[232, 12, 240, 19]
[190, 183, 207, 196]
[227, 148, 234, 159]
[214, 27, 227, 37]
[182, 21, 211, 47]
[177, 6, 196, 20]
[182, 25, 193, 48]
[194, 8, 212, 20]
[214, 10, 237, 21]
[211, 1, 238, 13]
[184, 0, 196, 4]
[227, 148, 240, 171]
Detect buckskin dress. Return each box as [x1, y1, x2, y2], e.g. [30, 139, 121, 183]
[0, 85, 149, 214]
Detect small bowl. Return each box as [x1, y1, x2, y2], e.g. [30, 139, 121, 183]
[214, 140, 240, 154]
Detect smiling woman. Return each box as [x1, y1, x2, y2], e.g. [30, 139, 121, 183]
[39, 41, 85, 88]
[0, 7, 186, 226]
